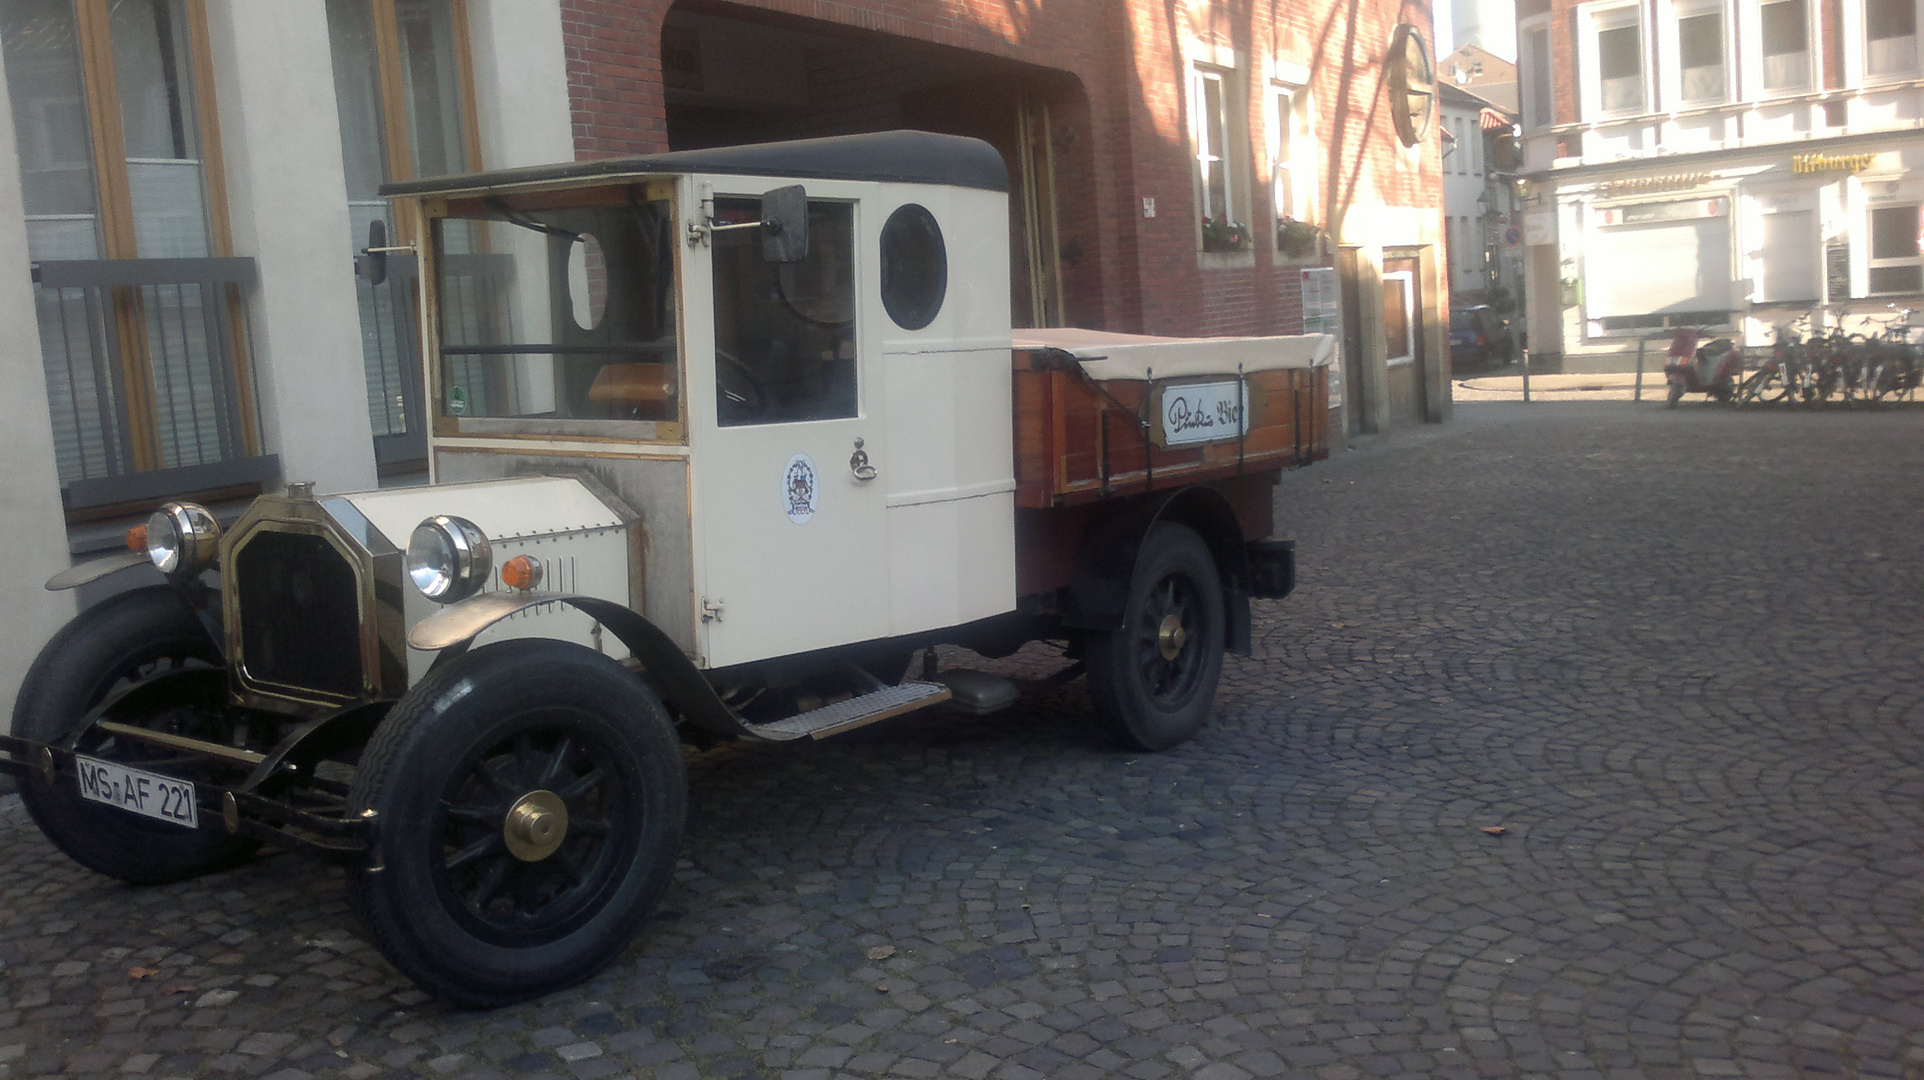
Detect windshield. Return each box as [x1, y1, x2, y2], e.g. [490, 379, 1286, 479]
[435, 191, 677, 428]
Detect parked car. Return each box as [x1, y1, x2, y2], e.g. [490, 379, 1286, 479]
[5, 131, 1332, 1007]
[1450, 305, 1515, 367]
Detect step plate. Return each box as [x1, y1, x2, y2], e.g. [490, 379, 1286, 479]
[756, 682, 953, 741]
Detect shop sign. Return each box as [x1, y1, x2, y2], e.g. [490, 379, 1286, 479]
[1597, 197, 1727, 225]
[1604, 172, 1711, 197]
[1791, 151, 1878, 174]
[1524, 212, 1555, 245]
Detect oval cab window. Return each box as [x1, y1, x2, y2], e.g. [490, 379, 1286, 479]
[880, 204, 947, 330]
[567, 232, 606, 330]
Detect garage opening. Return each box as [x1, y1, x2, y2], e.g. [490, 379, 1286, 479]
[660, 1, 1086, 328]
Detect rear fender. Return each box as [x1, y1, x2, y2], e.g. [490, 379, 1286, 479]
[1062, 487, 1254, 653]
[409, 593, 752, 739]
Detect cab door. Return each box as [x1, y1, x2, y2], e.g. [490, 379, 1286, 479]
[687, 182, 891, 668]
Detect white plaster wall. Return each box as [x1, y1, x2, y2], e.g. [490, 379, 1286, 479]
[204, 0, 376, 497]
[0, 44, 79, 714]
[467, 0, 576, 169]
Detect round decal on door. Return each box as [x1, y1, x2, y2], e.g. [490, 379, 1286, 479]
[782, 453, 820, 524]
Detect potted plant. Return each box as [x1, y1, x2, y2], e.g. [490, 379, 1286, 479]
[1201, 214, 1251, 253]
[1277, 217, 1321, 258]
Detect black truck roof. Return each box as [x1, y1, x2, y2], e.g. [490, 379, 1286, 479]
[379, 129, 1010, 197]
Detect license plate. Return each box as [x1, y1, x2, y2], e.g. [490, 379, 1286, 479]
[73, 756, 199, 829]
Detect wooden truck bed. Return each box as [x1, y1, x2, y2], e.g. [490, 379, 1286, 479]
[1011, 329, 1333, 509]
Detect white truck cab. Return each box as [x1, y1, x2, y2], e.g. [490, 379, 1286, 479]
[7, 132, 1330, 1007]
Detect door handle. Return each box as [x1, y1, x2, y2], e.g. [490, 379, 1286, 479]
[849, 437, 878, 481]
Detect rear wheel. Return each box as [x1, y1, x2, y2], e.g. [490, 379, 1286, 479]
[346, 640, 685, 1007]
[1085, 523, 1226, 752]
[12, 586, 259, 884]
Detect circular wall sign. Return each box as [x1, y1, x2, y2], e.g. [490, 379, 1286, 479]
[1388, 24, 1436, 147]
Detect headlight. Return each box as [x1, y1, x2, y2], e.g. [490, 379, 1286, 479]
[145, 502, 220, 578]
[406, 515, 491, 603]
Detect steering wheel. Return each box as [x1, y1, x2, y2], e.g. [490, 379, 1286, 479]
[715, 348, 767, 414]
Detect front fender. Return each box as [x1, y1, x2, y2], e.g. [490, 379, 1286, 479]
[45, 551, 149, 591]
[409, 593, 759, 740]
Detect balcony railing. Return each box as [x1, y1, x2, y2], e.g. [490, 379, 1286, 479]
[354, 251, 427, 469]
[32, 256, 278, 512]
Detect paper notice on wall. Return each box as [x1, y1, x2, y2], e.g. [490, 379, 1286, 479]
[1300, 267, 1342, 409]
[1301, 267, 1339, 334]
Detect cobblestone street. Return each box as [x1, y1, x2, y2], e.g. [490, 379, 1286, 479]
[3, 401, 1923, 1080]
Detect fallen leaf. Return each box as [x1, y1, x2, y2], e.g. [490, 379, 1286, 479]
[1481, 826, 1507, 836]
[128, 967, 158, 980]
[164, 985, 196, 995]
[865, 945, 896, 961]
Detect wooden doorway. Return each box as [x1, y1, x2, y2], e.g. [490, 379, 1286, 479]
[1337, 247, 1368, 436]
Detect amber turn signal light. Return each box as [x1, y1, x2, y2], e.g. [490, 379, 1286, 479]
[500, 554, 543, 591]
[125, 523, 148, 553]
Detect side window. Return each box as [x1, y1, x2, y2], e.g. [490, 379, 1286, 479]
[1867, 203, 1924, 294]
[1584, 5, 1646, 118]
[879, 203, 947, 331]
[1760, 0, 1811, 91]
[1867, 0, 1920, 77]
[1522, 24, 1554, 130]
[711, 197, 856, 427]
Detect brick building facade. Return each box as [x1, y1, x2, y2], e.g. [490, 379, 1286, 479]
[555, 0, 1450, 434]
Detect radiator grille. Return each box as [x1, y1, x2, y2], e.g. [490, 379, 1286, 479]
[235, 531, 363, 698]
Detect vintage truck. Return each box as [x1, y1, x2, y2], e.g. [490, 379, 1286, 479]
[5, 131, 1330, 1005]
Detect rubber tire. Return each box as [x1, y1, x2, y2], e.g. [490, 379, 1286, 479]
[12, 586, 259, 885]
[1085, 522, 1226, 752]
[345, 639, 686, 1007]
[1666, 383, 1684, 408]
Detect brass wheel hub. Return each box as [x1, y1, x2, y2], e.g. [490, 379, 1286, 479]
[502, 790, 569, 862]
[1156, 614, 1188, 661]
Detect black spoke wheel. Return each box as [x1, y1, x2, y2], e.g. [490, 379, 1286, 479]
[1085, 522, 1226, 752]
[346, 640, 684, 1007]
[13, 587, 260, 885]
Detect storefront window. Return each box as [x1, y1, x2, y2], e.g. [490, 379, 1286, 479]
[1868, 204, 1923, 294]
[1761, 0, 1810, 90]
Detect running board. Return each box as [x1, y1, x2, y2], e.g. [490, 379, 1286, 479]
[753, 681, 952, 741]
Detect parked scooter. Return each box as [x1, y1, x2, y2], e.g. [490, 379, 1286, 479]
[1664, 328, 1743, 406]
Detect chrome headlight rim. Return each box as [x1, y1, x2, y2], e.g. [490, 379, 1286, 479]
[406, 514, 491, 604]
[146, 502, 220, 578]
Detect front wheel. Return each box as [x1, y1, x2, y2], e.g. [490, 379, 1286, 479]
[1085, 522, 1226, 752]
[13, 586, 259, 884]
[1666, 382, 1685, 408]
[346, 640, 686, 1007]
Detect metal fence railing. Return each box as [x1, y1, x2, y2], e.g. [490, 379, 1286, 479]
[32, 257, 278, 510]
[353, 252, 427, 468]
